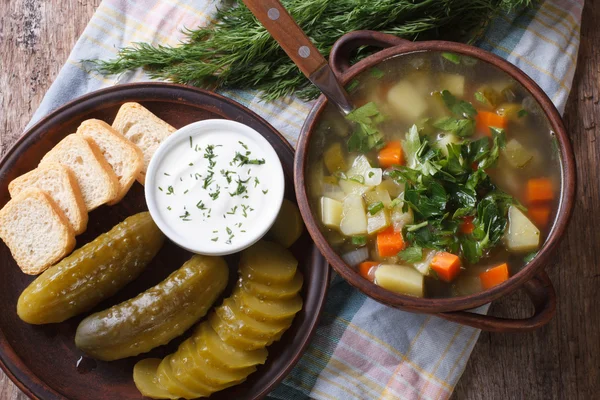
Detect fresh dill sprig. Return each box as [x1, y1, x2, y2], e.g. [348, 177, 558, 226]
[87, 0, 534, 101]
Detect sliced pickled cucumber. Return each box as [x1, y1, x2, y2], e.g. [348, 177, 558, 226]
[75, 255, 228, 361]
[239, 241, 297, 284]
[133, 358, 177, 400]
[267, 199, 304, 248]
[168, 340, 222, 394]
[157, 355, 208, 399]
[18, 212, 164, 325]
[216, 298, 291, 341]
[194, 323, 267, 369]
[182, 335, 256, 388]
[209, 312, 270, 351]
[241, 271, 303, 300]
[233, 288, 303, 322]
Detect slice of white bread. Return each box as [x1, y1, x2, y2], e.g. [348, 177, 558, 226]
[111, 102, 176, 185]
[0, 188, 76, 275]
[8, 163, 88, 235]
[39, 134, 120, 211]
[77, 119, 144, 204]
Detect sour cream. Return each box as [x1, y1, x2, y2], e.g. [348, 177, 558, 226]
[145, 120, 285, 255]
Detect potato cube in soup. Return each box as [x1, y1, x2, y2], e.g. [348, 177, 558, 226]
[320, 197, 343, 229]
[374, 264, 424, 297]
[364, 189, 392, 208]
[376, 179, 404, 198]
[439, 73, 465, 97]
[387, 80, 428, 121]
[339, 179, 372, 196]
[413, 249, 436, 276]
[364, 168, 383, 186]
[391, 207, 414, 232]
[347, 155, 371, 177]
[340, 194, 368, 236]
[367, 209, 390, 234]
[505, 206, 540, 252]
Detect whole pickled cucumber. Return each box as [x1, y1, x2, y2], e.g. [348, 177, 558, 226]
[17, 212, 165, 325]
[75, 255, 229, 361]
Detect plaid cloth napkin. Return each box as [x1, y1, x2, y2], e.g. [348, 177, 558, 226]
[26, 1, 583, 398]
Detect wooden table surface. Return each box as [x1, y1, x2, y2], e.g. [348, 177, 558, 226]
[0, 1, 598, 399]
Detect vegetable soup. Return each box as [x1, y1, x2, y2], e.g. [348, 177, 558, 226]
[307, 51, 561, 298]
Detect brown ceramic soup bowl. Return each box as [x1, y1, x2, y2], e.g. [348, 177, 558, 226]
[294, 31, 576, 332]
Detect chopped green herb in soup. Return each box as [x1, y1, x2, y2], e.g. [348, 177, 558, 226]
[308, 52, 561, 298]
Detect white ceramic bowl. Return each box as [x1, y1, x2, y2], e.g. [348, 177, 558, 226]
[145, 119, 285, 255]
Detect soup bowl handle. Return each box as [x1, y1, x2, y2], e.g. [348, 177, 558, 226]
[435, 271, 556, 332]
[330, 30, 416, 77]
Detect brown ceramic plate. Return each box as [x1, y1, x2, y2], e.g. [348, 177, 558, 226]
[0, 83, 329, 400]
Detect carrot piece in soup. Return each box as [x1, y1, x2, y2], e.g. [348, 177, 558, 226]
[528, 205, 551, 228]
[459, 216, 475, 234]
[376, 227, 406, 257]
[526, 178, 554, 204]
[430, 252, 462, 282]
[378, 141, 404, 168]
[479, 263, 510, 290]
[358, 261, 379, 282]
[476, 111, 507, 136]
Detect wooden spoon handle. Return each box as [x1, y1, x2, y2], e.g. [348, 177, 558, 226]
[242, 0, 327, 78]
